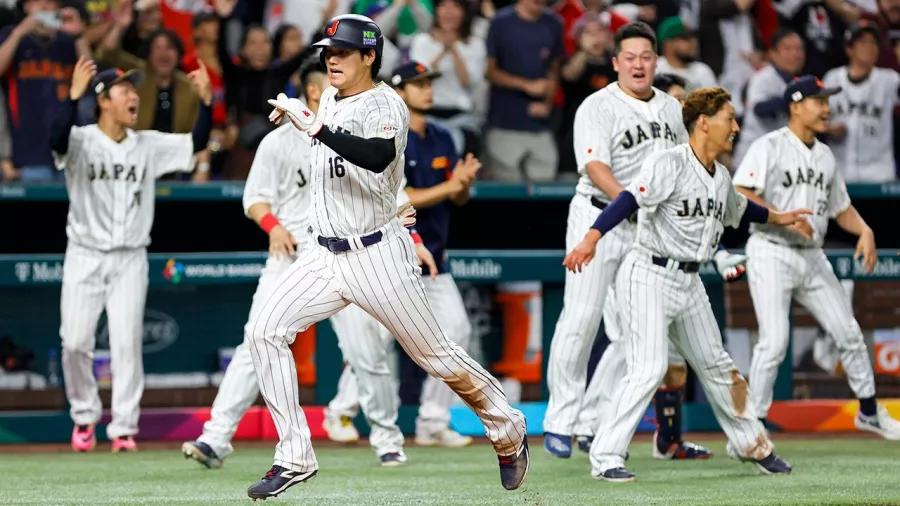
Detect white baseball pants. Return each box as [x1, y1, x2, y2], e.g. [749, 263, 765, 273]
[60, 243, 147, 439]
[544, 194, 633, 436]
[745, 235, 874, 418]
[197, 254, 404, 459]
[326, 272, 473, 436]
[573, 286, 687, 437]
[590, 248, 770, 475]
[248, 220, 526, 473]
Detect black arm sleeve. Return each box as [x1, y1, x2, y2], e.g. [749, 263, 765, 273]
[50, 97, 78, 155]
[313, 128, 396, 173]
[191, 102, 212, 154]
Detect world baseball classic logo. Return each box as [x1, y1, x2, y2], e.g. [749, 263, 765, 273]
[163, 259, 185, 284]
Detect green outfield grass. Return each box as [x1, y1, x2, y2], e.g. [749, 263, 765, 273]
[1, 437, 898, 505]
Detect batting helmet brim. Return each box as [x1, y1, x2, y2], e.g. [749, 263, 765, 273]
[311, 38, 366, 50]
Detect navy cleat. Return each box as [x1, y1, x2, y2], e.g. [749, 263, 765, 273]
[247, 465, 317, 500]
[181, 441, 223, 469]
[598, 467, 636, 482]
[499, 439, 530, 490]
[379, 451, 408, 467]
[575, 435, 593, 453]
[653, 431, 713, 460]
[543, 432, 572, 458]
[755, 453, 792, 475]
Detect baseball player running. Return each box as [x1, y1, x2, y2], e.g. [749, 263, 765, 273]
[323, 60, 481, 449]
[246, 15, 528, 500]
[52, 57, 212, 453]
[733, 75, 900, 440]
[565, 86, 807, 481]
[570, 71, 748, 455]
[543, 22, 713, 461]
[181, 66, 416, 470]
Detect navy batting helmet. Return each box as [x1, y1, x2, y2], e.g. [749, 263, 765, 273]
[313, 14, 384, 78]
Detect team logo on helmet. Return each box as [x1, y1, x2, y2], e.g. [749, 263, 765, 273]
[362, 30, 377, 46]
[326, 20, 340, 36]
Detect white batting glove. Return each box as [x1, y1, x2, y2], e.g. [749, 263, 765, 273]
[713, 250, 748, 282]
[397, 202, 417, 227]
[267, 93, 323, 135]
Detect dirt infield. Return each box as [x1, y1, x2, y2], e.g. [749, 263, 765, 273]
[0, 431, 882, 454]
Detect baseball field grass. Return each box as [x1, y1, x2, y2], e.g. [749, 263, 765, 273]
[1, 436, 898, 505]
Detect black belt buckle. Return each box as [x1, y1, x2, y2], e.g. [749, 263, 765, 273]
[591, 196, 638, 224]
[652, 256, 699, 273]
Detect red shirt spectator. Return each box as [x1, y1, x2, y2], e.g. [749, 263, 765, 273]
[182, 51, 227, 126]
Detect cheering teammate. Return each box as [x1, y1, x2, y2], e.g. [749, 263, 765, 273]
[734, 76, 900, 440]
[543, 22, 712, 461]
[248, 15, 528, 500]
[52, 57, 211, 453]
[565, 86, 807, 481]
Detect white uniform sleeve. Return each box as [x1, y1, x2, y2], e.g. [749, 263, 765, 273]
[626, 150, 678, 210]
[723, 174, 749, 228]
[242, 131, 282, 217]
[573, 96, 612, 169]
[732, 137, 769, 194]
[827, 166, 852, 217]
[362, 92, 406, 140]
[746, 71, 779, 111]
[139, 131, 195, 178]
[396, 171, 411, 207]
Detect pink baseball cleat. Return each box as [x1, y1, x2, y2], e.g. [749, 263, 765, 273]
[111, 436, 137, 453]
[71, 424, 96, 452]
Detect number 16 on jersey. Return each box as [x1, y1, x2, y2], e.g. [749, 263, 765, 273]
[329, 156, 346, 178]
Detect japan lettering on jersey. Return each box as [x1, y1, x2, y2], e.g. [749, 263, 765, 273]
[822, 66, 900, 183]
[243, 123, 313, 243]
[56, 124, 194, 251]
[573, 83, 687, 202]
[309, 83, 410, 238]
[629, 144, 748, 263]
[733, 127, 851, 247]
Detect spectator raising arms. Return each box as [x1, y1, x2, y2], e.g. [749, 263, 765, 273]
[0, 0, 89, 181]
[558, 11, 615, 174]
[271, 23, 306, 99]
[409, 0, 487, 156]
[213, 0, 315, 179]
[484, 0, 563, 181]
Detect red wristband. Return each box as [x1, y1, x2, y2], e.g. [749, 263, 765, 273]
[260, 213, 280, 234]
[410, 232, 423, 244]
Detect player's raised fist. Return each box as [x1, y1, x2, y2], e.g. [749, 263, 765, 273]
[563, 230, 601, 273]
[187, 60, 212, 106]
[70, 57, 97, 101]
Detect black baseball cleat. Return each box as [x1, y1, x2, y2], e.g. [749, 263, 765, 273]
[181, 441, 223, 469]
[498, 439, 530, 490]
[247, 465, 317, 500]
[754, 453, 792, 475]
[598, 467, 636, 482]
[575, 435, 593, 453]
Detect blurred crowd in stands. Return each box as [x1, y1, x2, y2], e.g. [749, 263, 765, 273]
[0, 0, 896, 184]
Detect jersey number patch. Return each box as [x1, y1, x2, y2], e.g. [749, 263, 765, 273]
[329, 156, 346, 178]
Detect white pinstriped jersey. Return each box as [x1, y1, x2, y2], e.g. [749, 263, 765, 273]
[573, 82, 687, 202]
[733, 128, 851, 248]
[310, 83, 410, 237]
[56, 124, 194, 251]
[629, 143, 748, 262]
[243, 123, 312, 243]
[822, 66, 900, 183]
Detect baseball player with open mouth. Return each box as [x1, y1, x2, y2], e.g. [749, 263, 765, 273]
[244, 15, 528, 500]
[733, 75, 900, 441]
[565, 86, 808, 481]
[52, 57, 212, 453]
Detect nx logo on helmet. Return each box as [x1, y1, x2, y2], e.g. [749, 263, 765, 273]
[326, 20, 340, 36]
[363, 30, 377, 46]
